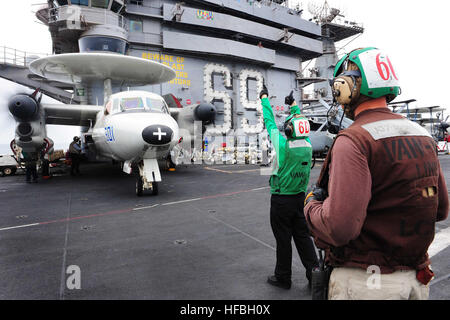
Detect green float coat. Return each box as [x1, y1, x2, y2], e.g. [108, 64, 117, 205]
[261, 97, 312, 195]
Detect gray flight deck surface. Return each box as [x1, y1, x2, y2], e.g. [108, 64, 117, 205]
[0, 157, 449, 300]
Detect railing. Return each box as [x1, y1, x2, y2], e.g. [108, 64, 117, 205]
[126, 0, 160, 10]
[0, 46, 50, 68]
[330, 16, 364, 29]
[48, 5, 128, 31]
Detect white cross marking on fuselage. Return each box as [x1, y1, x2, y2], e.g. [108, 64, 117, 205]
[153, 127, 167, 141]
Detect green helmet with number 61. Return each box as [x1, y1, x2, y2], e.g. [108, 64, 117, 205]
[333, 47, 401, 103]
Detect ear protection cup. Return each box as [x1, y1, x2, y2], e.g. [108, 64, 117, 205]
[284, 121, 294, 138]
[331, 70, 362, 105]
[333, 76, 358, 105]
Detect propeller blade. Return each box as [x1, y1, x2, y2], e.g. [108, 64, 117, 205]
[30, 87, 41, 99]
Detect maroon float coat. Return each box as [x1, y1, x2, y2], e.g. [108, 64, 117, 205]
[305, 107, 449, 273]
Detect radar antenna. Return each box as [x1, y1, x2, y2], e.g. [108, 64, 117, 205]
[308, 0, 343, 24]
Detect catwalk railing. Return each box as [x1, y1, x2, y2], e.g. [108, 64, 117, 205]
[0, 46, 49, 68]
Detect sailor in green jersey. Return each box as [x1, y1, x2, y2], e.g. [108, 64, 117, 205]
[260, 87, 318, 290]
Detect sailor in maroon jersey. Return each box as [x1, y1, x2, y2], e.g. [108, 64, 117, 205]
[304, 47, 449, 300]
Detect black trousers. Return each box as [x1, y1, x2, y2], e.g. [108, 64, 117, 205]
[270, 193, 319, 282]
[70, 153, 81, 175]
[25, 162, 37, 182]
[42, 159, 50, 177]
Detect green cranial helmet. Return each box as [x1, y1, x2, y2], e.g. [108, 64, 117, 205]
[334, 47, 401, 103]
[284, 114, 310, 139]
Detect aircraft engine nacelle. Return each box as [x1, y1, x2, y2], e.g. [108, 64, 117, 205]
[8, 93, 47, 152]
[164, 94, 216, 124]
[168, 100, 217, 141]
[14, 120, 47, 151]
[194, 103, 216, 123]
[8, 94, 39, 121]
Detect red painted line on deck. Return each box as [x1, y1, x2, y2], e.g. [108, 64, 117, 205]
[198, 188, 258, 201]
[38, 208, 134, 226]
[0, 186, 269, 232]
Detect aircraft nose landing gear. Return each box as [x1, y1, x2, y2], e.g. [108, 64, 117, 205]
[135, 159, 161, 196]
[136, 175, 158, 196]
[136, 175, 143, 196]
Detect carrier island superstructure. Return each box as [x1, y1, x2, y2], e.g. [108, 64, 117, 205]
[29, 0, 363, 163]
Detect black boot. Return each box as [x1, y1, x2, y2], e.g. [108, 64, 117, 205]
[267, 275, 291, 290]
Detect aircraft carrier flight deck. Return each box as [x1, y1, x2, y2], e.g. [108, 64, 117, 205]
[0, 158, 449, 300]
[0, 0, 448, 303]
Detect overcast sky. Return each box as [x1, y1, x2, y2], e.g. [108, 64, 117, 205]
[296, 0, 450, 111]
[0, 1, 75, 152]
[0, 0, 449, 151]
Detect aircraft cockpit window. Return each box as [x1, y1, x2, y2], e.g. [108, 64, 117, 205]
[112, 98, 120, 113]
[120, 97, 145, 111]
[146, 98, 169, 114]
[104, 100, 112, 115]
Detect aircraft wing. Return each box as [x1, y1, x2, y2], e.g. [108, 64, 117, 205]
[388, 99, 417, 105]
[168, 107, 181, 121]
[417, 118, 442, 124]
[401, 106, 444, 114]
[304, 114, 330, 118]
[302, 105, 329, 112]
[42, 103, 103, 126]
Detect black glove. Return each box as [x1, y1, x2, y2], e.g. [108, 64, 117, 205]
[304, 185, 328, 206]
[285, 90, 295, 105]
[259, 84, 269, 100]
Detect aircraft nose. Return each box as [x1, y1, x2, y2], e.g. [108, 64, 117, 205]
[142, 125, 173, 145]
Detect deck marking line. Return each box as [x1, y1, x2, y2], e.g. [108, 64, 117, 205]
[38, 208, 134, 225]
[209, 215, 275, 251]
[204, 167, 262, 174]
[0, 223, 39, 231]
[208, 214, 304, 272]
[159, 186, 269, 207]
[162, 198, 202, 206]
[234, 169, 261, 173]
[197, 187, 269, 201]
[0, 186, 270, 232]
[251, 187, 270, 191]
[429, 226, 450, 258]
[430, 273, 450, 286]
[133, 204, 160, 211]
[204, 167, 233, 174]
[0, 208, 134, 232]
[59, 192, 72, 300]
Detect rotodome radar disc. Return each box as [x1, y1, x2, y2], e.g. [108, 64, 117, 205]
[29, 53, 176, 86]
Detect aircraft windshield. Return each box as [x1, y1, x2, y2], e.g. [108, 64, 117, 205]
[146, 98, 169, 114]
[120, 97, 145, 110]
[115, 96, 169, 113]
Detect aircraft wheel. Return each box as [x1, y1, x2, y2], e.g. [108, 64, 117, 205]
[136, 176, 144, 197]
[165, 159, 171, 170]
[151, 182, 158, 195]
[2, 167, 15, 176]
[166, 155, 176, 170]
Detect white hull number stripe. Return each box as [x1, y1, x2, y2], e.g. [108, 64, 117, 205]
[362, 119, 431, 141]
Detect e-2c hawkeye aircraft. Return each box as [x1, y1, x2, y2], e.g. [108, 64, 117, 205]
[7, 53, 216, 196]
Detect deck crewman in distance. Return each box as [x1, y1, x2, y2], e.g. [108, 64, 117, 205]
[304, 47, 449, 300]
[260, 86, 319, 290]
[69, 136, 82, 176]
